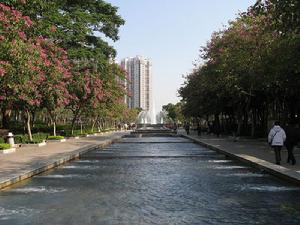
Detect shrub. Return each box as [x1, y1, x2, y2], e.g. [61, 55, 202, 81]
[47, 136, 65, 140]
[0, 143, 11, 150]
[14, 135, 24, 144]
[0, 137, 5, 143]
[14, 133, 48, 144]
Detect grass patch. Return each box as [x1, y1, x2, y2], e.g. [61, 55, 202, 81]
[0, 143, 11, 150]
[47, 136, 65, 140]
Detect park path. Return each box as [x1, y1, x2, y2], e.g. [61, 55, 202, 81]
[0, 131, 128, 189]
[179, 129, 300, 184]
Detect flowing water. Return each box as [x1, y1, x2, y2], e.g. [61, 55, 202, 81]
[0, 136, 300, 225]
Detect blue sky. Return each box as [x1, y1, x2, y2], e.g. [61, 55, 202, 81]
[106, 0, 256, 113]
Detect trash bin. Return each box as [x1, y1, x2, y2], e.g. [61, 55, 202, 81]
[7, 132, 15, 146]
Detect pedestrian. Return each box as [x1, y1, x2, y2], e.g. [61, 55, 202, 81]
[197, 122, 201, 136]
[173, 122, 178, 133]
[284, 123, 298, 165]
[185, 122, 190, 135]
[268, 121, 286, 165]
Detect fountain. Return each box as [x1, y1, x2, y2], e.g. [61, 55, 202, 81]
[156, 111, 169, 124]
[136, 110, 151, 126]
[132, 110, 176, 137]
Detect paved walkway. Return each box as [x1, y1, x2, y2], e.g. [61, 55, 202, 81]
[179, 129, 300, 185]
[0, 131, 127, 189]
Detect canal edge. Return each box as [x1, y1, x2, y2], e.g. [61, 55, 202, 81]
[0, 136, 123, 190]
[181, 134, 300, 186]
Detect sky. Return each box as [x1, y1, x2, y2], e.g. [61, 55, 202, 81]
[106, 0, 256, 113]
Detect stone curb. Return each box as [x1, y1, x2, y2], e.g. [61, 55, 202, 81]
[0, 135, 123, 190]
[181, 134, 300, 186]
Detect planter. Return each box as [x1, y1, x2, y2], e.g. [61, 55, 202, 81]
[21, 141, 47, 147]
[47, 139, 66, 143]
[67, 136, 80, 140]
[0, 148, 16, 154]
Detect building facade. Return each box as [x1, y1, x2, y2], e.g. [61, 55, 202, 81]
[120, 56, 152, 111]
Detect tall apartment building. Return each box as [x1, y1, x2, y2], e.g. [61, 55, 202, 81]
[120, 56, 152, 111]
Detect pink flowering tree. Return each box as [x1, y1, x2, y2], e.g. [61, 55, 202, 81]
[0, 3, 73, 140]
[37, 38, 72, 136]
[67, 69, 104, 135]
[0, 3, 42, 141]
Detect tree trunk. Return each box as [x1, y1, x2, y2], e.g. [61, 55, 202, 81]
[53, 120, 56, 136]
[2, 109, 11, 129]
[251, 110, 256, 137]
[25, 109, 33, 141]
[236, 108, 243, 137]
[31, 111, 36, 128]
[71, 109, 80, 135]
[91, 116, 98, 133]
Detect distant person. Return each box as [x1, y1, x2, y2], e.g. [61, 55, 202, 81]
[284, 123, 298, 165]
[207, 122, 213, 134]
[268, 121, 286, 165]
[173, 122, 178, 133]
[213, 120, 220, 137]
[184, 122, 190, 135]
[124, 123, 128, 130]
[197, 122, 201, 136]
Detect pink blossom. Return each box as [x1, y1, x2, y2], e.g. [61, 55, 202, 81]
[22, 16, 33, 27]
[44, 59, 51, 67]
[0, 4, 11, 12]
[0, 68, 6, 77]
[17, 31, 27, 40]
[0, 61, 9, 65]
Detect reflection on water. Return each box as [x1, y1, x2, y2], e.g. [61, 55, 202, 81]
[0, 136, 299, 225]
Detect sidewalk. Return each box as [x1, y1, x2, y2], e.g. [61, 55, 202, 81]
[179, 129, 300, 185]
[0, 131, 127, 189]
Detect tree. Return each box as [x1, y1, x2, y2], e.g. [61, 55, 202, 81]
[38, 39, 72, 136]
[0, 3, 43, 140]
[179, 0, 300, 137]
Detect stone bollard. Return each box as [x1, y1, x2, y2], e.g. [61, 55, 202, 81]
[7, 132, 15, 146]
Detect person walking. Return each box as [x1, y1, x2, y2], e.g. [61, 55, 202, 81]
[284, 123, 298, 165]
[197, 122, 201, 136]
[173, 122, 178, 134]
[268, 121, 286, 165]
[184, 122, 190, 135]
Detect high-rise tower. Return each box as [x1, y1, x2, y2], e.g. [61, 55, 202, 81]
[120, 56, 152, 111]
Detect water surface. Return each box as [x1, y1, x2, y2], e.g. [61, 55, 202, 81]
[0, 137, 299, 224]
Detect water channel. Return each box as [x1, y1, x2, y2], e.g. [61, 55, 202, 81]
[0, 136, 300, 224]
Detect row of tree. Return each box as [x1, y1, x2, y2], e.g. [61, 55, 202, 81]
[0, 1, 136, 141]
[179, 0, 300, 137]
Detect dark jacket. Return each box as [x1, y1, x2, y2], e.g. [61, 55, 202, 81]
[284, 126, 299, 147]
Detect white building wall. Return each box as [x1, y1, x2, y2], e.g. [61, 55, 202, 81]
[120, 56, 152, 111]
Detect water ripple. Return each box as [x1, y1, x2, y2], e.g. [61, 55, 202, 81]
[6, 186, 67, 194]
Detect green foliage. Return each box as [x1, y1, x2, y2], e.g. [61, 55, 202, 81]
[0, 137, 5, 143]
[162, 103, 183, 122]
[4, 0, 125, 60]
[179, 0, 300, 137]
[0, 1, 128, 137]
[0, 143, 11, 150]
[14, 133, 48, 144]
[47, 135, 64, 140]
